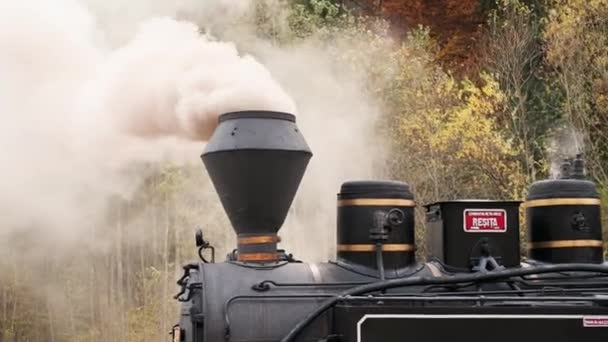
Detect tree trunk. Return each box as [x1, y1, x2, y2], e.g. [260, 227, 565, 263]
[161, 193, 171, 342]
[89, 224, 97, 342]
[46, 291, 56, 342]
[116, 204, 125, 341]
[140, 227, 146, 308]
[10, 254, 18, 337]
[125, 201, 132, 310]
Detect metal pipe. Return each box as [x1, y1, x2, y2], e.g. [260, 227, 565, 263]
[376, 242, 385, 281]
[280, 263, 608, 342]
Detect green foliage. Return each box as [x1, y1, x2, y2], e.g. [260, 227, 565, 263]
[484, 0, 561, 181]
[251, 0, 351, 43]
[287, 0, 344, 36]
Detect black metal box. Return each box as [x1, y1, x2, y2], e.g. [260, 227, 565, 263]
[425, 200, 521, 270]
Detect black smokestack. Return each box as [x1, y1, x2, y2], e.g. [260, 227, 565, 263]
[202, 111, 312, 262]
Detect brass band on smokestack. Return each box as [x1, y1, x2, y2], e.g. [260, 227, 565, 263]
[201, 111, 312, 263]
[236, 234, 282, 262]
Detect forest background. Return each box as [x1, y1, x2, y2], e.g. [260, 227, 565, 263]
[1, 0, 608, 341]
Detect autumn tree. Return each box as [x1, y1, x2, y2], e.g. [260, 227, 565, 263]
[385, 32, 526, 214]
[478, 0, 561, 182]
[341, 0, 489, 72]
[543, 0, 608, 250]
[544, 0, 608, 186]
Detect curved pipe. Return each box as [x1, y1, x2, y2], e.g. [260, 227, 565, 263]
[280, 263, 608, 342]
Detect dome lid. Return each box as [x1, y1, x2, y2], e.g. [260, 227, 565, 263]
[338, 180, 414, 200]
[527, 179, 598, 200]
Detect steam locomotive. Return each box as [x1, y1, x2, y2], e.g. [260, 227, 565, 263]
[172, 111, 608, 342]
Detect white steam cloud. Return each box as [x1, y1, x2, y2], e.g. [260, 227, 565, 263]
[0, 0, 386, 264]
[0, 0, 295, 242]
[90, 18, 295, 140]
[547, 126, 584, 179]
[0, 1, 390, 340]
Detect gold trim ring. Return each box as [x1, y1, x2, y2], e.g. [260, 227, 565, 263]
[527, 239, 604, 249]
[524, 198, 600, 208]
[238, 252, 279, 261]
[338, 198, 416, 207]
[337, 244, 416, 252]
[237, 235, 280, 245]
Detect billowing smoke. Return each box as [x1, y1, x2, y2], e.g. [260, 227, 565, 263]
[89, 18, 295, 141]
[0, 0, 387, 261]
[0, 0, 293, 242]
[0, 0, 389, 339]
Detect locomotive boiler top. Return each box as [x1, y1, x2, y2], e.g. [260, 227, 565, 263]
[182, 260, 435, 342]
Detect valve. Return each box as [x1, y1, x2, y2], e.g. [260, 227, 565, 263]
[194, 228, 215, 263]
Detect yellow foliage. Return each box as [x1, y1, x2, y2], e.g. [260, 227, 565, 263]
[545, 0, 608, 71]
[392, 66, 525, 202]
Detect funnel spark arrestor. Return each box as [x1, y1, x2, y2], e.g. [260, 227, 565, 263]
[202, 111, 312, 263]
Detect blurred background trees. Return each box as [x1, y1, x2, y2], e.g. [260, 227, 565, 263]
[2, 0, 608, 341]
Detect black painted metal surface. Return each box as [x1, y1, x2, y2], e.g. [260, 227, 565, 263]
[527, 178, 603, 263]
[334, 305, 608, 342]
[337, 181, 416, 272]
[175, 259, 608, 342]
[202, 111, 312, 261]
[177, 261, 382, 342]
[202, 111, 311, 237]
[176, 132, 608, 342]
[425, 200, 521, 269]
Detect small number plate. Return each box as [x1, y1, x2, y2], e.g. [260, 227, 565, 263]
[584, 316, 608, 327]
